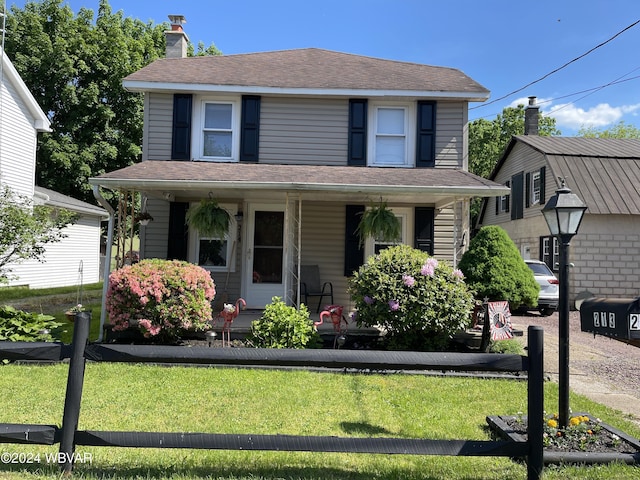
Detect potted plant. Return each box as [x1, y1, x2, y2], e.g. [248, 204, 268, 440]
[356, 200, 401, 246]
[65, 304, 85, 322]
[135, 210, 154, 226]
[186, 198, 231, 238]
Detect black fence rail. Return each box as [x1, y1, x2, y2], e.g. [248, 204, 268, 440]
[0, 312, 545, 480]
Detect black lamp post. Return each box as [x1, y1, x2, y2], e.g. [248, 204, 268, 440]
[541, 180, 587, 427]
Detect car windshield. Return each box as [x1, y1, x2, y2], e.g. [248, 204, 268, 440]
[528, 262, 554, 276]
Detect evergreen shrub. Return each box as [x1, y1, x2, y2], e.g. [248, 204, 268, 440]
[458, 226, 538, 308]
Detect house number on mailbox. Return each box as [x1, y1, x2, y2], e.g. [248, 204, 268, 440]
[593, 312, 616, 329]
[631, 314, 640, 331]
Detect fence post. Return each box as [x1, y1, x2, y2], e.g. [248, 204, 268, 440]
[59, 311, 91, 474]
[527, 326, 544, 480]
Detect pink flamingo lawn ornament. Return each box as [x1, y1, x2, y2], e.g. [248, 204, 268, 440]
[314, 305, 348, 349]
[217, 298, 246, 347]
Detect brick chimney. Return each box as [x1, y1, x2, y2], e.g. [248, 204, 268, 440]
[166, 15, 189, 59]
[524, 96, 539, 136]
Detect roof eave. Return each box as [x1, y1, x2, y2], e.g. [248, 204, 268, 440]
[88, 177, 509, 198]
[122, 80, 491, 102]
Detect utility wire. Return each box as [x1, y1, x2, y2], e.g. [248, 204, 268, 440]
[470, 18, 640, 111]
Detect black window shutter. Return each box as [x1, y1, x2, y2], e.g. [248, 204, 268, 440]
[240, 95, 261, 162]
[344, 205, 365, 276]
[495, 197, 499, 215]
[167, 202, 189, 261]
[539, 166, 546, 204]
[171, 94, 192, 160]
[525, 172, 531, 208]
[414, 207, 435, 255]
[505, 180, 510, 213]
[511, 172, 524, 220]
[416, 101, 436, 167]
[348, 99, 367, 166]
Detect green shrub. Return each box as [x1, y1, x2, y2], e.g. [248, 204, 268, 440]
[458, 226, 538, 308]
[0, 305, 61, 342]
[348, 245, 474, 351]
[106, 259, 216, 343]
[248, 297, 321, 349]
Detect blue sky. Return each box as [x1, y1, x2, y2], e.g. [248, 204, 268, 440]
[8, 0, 640, 135]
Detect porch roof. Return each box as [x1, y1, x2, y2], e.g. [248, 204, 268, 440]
[90, 161, 509, 208]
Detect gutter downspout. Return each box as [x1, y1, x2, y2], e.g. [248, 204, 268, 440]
[93, 185, 114, 342]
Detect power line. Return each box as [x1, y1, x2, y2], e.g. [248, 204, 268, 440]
[470, 18, 640, 111]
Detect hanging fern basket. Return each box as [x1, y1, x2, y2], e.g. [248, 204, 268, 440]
[186, 199, 231, 238]
[356, 200, 401, 246]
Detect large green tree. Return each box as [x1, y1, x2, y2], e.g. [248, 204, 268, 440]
[5, 0, 219, 203]
[578, 120, 640, 138]
[469, 104, 561, 179]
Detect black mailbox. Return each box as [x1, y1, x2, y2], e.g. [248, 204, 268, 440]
[580, 297, 640, 340]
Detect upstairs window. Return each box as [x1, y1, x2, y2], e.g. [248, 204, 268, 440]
[369, 103, 415, 167]
[194, 98, 240, 161]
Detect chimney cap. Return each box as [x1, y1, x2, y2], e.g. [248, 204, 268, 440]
[168, 15, 186, 31]
[527, 96, 537, 107]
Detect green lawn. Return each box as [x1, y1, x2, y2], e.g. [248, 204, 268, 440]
[0, 363, 638, 479]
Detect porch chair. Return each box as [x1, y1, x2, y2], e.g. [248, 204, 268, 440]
[300, 265, 334, 313]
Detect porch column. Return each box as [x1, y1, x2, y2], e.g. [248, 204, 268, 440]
[284, 193, 302, 307]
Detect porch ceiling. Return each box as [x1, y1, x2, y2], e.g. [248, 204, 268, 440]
[90, 161, 509, 208]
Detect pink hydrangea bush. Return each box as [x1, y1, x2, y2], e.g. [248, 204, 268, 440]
[106, 259, 216, 342]
[348, 244, 474, 351]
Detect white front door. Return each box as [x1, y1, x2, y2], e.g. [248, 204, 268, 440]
[244, 203, 285, 308]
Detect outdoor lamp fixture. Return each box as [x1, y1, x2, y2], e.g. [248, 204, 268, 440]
[541, 179, 587, 428]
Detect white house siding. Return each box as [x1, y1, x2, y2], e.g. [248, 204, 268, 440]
[144, 93, 173, 161]
[572, 215, 640, 299]
[0, 75, 37, 197]
[7, 215, 103, 289]
[434, 102, 466, 169]
[260, 98, 348, 165]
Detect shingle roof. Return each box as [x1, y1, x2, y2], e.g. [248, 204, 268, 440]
[513, 136, 640, 215]
[123, 48, 489, 99]
[91, 161, 508, 203]
[35, 186, 107, 217]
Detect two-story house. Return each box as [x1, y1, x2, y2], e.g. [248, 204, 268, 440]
[90, 16, 509, 310]
[0, 48, 107, 289]
[477, 99, 640, 304]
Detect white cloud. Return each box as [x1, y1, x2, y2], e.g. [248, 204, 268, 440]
[544, 102, 640, 130]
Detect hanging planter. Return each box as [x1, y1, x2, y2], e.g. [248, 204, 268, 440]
[356, 200, 401, 246]
[186, 198, 231, 238]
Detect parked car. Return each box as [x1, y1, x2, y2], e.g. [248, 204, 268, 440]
[524, 260, 559, 316]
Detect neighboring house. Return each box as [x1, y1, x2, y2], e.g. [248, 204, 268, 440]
[0, 48, 107, 289]
[477, 101, 640, 303]
[90, 15, 509, 310]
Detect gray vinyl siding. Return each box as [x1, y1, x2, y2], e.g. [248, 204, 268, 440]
[145, 93, 173, 161]
[299, 202, 350, 308]
[433, 207, 456, 263]
[434, 102, 466, 169]
[140, 198, 170, 259]
[259, 97, 349, 165]
[484, 142, 549, 226]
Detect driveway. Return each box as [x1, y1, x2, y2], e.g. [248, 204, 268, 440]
[511, 310, 640, 426]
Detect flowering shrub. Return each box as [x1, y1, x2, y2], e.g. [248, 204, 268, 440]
[107, 259, 216, 343]
[348, 244, 474, 351]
